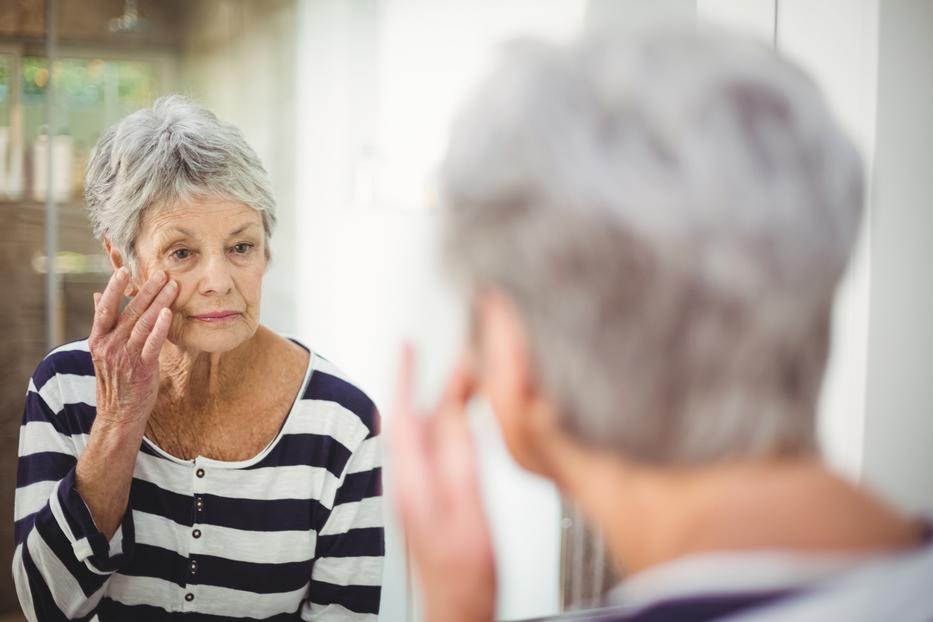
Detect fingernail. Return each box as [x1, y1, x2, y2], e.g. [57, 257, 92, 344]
[167, 280, 178, 290]
[154, 270, 166, 283]
[118, 266, 129, 279]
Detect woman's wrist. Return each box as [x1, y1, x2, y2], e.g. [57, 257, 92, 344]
[77, 412, 147, 538]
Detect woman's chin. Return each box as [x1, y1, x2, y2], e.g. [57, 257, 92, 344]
[168, 323, 256, 354]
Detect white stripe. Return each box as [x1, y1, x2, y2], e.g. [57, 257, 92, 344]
[12, 544, 38, 622]
[311, 556, 383, 588]
[18, 421, 83, 457]
[347, 436, 381, 474]
[134, 452, 342, 506]
[14, 480, 57, 522]
[27, 524, 108, 618]
[301, 601, 378, 622]
[133, 510, 317, 565]
[48, 340, 90, 355]
[319, 497, 382, 536]
[106, 574, 309, 618]
[290, 400, 371, 452]
[313, 357, 354, 384]
[103, 575, 183, 613]
[36, 374, 96, 414]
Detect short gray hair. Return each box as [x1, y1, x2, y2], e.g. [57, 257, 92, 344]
[441, 31, 864, 465]
[86, 95, 276, 268]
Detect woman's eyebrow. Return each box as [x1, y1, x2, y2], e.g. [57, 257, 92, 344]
[162, 225, 194, 238]
[228, 222, 261, 237]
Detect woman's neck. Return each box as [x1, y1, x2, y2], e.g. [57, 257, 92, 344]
[158, 328, 264, 410]
[555, 448, 920, 578]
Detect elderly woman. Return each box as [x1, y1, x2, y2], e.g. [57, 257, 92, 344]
[392, 31, 933, 622]
[13, 96, 383, 621]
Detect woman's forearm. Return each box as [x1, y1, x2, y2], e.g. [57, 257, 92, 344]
[76, 416, 148, 539]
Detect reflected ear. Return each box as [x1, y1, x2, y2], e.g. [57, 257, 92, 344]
[475, 289, 535, 401]
[102, 239, 138, 297]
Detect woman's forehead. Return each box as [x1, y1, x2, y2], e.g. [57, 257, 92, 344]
[141, 199, 262, 237]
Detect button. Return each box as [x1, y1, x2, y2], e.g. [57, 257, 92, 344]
[195, 497, 205, 512]
[185, 592, 194, 602]
[190, 560, 198, 575]
[196, 468, 205, 478]
[192, 529, 201, 539]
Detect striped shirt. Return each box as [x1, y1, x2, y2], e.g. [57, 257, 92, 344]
[13, 338, 384, 621]
[532, 530, 933, 621]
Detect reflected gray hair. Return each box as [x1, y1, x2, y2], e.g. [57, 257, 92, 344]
[441, 31, 864, 465]
[86, 95, 276, 269]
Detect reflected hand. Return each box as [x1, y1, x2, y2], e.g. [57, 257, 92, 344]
[88, 267, 177, 429]
[390, 345, 496, 622]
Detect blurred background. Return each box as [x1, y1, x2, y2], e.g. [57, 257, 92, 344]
[0, 1, 930, 620]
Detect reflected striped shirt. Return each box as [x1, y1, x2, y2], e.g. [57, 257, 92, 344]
[13, 338, 384, 621]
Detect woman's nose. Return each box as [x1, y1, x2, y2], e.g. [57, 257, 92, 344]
[197, 253, 234, 296]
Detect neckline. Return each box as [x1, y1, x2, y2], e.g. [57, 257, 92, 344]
[140, 336, 315, 469]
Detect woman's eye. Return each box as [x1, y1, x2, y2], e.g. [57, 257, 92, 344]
[171, 248, 191, 260]
[232, 243, 253, 254]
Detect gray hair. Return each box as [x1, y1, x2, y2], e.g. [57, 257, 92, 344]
[86, 95, 276, 269]
[441, 31, 864, 465]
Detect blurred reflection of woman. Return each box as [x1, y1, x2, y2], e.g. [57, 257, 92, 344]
[13, 96, 383, 621]
[392, 31, 933, 622]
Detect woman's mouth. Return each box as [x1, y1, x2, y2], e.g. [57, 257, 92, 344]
[190, 311, 242, 323]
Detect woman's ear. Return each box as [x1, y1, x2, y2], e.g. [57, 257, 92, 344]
[475, 289, 558, 474]
[102, 239, 138, 296]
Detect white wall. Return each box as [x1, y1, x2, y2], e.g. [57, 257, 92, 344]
[776, 0, 878, 482]
[293, 2, 585, 619]
[862, 0, 933, 517]
[698, 0, 879, 483]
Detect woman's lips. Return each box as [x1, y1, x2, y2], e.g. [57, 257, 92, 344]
[190, 311, 241, 323]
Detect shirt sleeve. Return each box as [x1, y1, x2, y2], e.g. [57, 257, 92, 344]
[13, 359, 135, 622]
[303, 411, 384, 621]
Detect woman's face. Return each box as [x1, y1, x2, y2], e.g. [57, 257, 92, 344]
[132, 199, 266, 354]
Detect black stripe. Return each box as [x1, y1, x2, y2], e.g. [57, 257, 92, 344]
[130, 479, 334, 533]
[611, 590, 803, 622]
[20, 541, 72, 622]
[303, 371, 380, 438]
[121, 543, 187, 587]
[316, 527, 384, 559]
[202, 492, 329, 533]
[97, 598, 301, 622]
[334, 468, 382, 505]
[196, 553, 313, 594]
[130, 479, 195, 528]
[33, 346, 95, 392]
[15, 512, 39, 546]
[17, 451, 77, 487]
[22, 393, 97, 435]
[31, 502, 112, 598]
[56, 469, 136, 573]
[248, 433, 352, 477]
[309, 578, 381, 615]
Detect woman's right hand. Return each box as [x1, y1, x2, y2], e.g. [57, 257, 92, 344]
[88, 267, 177, 429]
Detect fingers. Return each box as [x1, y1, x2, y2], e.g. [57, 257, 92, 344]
[90, 268, 130, 340]
[126, 279, 178, 355]
[390, 344, 433, 523]
[114, 270, 168, 339]
[436, 352, 476, 421]
[140, 308, 172, 366]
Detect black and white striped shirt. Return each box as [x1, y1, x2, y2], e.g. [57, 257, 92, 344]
[13, 338, 383, 621]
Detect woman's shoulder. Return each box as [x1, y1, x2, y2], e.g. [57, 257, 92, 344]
[30, 338, 95, 395]
[289, 342, 380, 443]
[25, 339, 96, 432]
